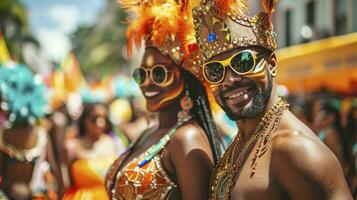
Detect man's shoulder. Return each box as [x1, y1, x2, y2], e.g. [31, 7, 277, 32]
[270, 110, 337, 169]
[269, 129, 350, 198]
[270, 129, 336, 168]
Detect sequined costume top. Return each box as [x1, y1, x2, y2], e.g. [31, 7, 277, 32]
[106, 148, 177, 200]
[105, 118, 192, 200]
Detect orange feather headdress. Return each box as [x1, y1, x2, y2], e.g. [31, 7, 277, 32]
[119, 0, 203, 80]
[192, 0, 279, 63]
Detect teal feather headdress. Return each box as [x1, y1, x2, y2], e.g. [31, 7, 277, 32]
[0, 63, 49, 129]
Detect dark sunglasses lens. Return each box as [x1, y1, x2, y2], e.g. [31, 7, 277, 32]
[133, 68, 146, 84]
[152, 66, 166, 84]
[204, 62, 224, 83]
[231, 51, 254, 73]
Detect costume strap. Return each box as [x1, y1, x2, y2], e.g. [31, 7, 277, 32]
[137, 116, 192, 167]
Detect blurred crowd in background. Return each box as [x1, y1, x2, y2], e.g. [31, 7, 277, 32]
[0, 0, 357, 199]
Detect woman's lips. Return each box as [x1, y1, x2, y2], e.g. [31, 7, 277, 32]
[144, 90, 160, 98]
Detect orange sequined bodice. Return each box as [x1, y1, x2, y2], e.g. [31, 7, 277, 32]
[106, 117, 193, 200]
[106, 150, 177, 200]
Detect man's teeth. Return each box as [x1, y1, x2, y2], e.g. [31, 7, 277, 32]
[228, 89, 248, 99]
[145, 91, 159, 97]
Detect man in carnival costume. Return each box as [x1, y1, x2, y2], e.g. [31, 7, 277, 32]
[192, 0, 352, 199]
[0, 63, 57, 200]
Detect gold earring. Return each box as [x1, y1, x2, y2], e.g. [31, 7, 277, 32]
[177, 89, 193, 122]
[269, 64, 277, 77]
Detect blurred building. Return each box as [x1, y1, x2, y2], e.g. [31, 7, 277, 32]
[250, 0, 357, 96]
[277, 0, 356, 47]
[251, 0, 357, 48]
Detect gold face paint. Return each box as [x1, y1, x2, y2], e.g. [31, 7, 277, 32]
[147, 80, 184, 112]
[145, 55, 155, 68]
[141, 47, 186, 112]
[243, 60, 269, 91]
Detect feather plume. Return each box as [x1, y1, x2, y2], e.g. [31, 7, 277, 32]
[214, 0, 248, 17]
[118, 0, 141, 12]
[120, 0, 196, 58]
[150, 1, 180, 45]
[260, 0, 279, 30]
[261, 0, 279, 16]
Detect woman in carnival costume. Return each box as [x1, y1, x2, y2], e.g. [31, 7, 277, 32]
[105, 0, 222, 199]
[0, 63, 56, 200]
[61, 93, 119, 199]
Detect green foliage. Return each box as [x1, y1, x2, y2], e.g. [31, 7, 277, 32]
[0, 0, 37, 62]
[71, 0, 129, 78]
[0, 0, 28, 31]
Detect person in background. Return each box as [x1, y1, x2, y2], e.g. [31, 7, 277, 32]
[43, 103, 73, 196]
[62, 103, 116, 200]
[312, 100, 344, 164]
[0, 63, 56, 200]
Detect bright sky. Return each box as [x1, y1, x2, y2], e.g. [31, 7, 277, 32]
[20, 0, 107, 62]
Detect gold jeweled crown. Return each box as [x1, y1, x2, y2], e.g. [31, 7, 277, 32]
[119, 0, 203, 81]
[192, 0, 279, 63]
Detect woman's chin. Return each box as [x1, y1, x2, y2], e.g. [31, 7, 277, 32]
[146, 100, 174, 113]
[147, 102, 164, 112]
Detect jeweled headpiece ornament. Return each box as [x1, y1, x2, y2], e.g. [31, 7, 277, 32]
[119, 0, 203, 81]
[192, 0, 279, 63]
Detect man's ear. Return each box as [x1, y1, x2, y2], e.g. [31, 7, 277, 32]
[267, 52, 277, 77]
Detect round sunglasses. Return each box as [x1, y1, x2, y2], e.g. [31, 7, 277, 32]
[132, 65, 174, 86]
[203, 50, 269, 84]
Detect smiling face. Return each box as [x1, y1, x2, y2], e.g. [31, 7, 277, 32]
[208, 46, 275, 121]
[140, 47, 184, 112]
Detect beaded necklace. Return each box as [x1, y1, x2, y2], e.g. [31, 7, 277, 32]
[209, 97, 288, 200]
[0, 128, 47, 163]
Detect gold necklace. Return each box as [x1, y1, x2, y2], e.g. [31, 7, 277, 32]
[0, 128, 47, 163]
[209, 97, 288, 200]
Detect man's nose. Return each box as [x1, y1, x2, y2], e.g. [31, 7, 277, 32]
[221, 67, 243, 88]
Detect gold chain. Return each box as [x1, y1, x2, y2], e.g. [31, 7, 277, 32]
[209, 97, 288, 200]
[232, 97, 287, 172]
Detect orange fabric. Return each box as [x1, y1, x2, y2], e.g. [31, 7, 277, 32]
[62, 156, 115, 200]
[62, 186, 109, 200]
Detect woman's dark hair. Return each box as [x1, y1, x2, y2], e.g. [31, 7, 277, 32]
[78, 103, 112, 137]
[181, 69, 222, 163]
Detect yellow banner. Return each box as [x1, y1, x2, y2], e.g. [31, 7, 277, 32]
[276, 33, 357, 94]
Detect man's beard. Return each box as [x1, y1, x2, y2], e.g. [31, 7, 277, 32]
[228, 75, 273, 121]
